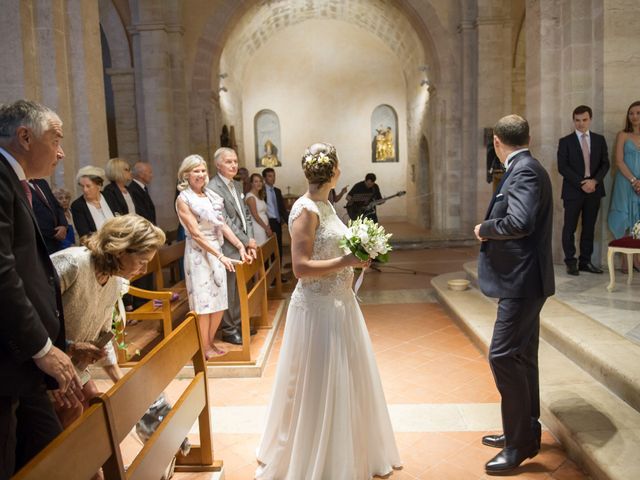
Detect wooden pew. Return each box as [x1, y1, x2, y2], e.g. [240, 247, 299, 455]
[261, 235, 283, 299]
[103, 312, 221, 477]
[117, 241, 190, 365]
[208, 250, 269, 364]
[12, 400, 125, 480]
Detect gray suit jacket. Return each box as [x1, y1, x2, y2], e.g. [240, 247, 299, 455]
[207, 174, 254, 259]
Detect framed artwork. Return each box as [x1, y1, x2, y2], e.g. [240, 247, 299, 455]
[254, 109, 282, 168]
[371, 104, 398, 163]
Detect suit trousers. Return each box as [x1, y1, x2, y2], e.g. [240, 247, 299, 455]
[0, 388, 62, 479]
[562, 194, 602, 264]
[489, 296, 546, 450]
[268, 218, 284, 267]
[220, 269, 241, 336]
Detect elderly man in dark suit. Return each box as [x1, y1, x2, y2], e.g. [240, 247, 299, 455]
[207, 148, 257, 345]
[127, 161, 157, 224]
[474, 115, 554, 475]
[0, 100, 82, 478]
[29, 178, 68, 254]
[558, 105, 609, 275]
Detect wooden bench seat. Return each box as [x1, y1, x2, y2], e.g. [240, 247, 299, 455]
[118, 241, 189, 366]
[14, 313, 219, 480]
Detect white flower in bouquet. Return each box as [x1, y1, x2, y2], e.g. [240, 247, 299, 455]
[632, 220, 640, 240]
[340, 216, 393, 263]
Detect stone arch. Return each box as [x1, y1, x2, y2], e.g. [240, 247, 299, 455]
[98, 0, 139, 161]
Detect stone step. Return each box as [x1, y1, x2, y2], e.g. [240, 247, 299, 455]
[432, 271, 640, 480]
[463, 261, 640, 414]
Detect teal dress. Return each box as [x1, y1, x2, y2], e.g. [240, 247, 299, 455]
[608, 139, 640, 238]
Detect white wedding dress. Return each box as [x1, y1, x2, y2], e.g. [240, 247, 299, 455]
[256, 197, 401, 480]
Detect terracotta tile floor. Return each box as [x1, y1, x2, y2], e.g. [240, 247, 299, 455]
[110, 246, 588, 479]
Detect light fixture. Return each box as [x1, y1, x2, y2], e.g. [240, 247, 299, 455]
[219, 86, 228, 93]
[218, 73, 228, 79]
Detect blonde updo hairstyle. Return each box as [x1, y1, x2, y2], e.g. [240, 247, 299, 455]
[105, 157, 131, 184]
[85, 214, 166, 275]
[301, 142, 338, 186]
[177, 154, 208, 192]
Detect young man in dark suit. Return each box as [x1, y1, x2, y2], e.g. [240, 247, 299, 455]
[475, 114, 554, 474]
[557, 105, 610, 275]
[262, 167, 289, 269]
[0, 100, 82, 478]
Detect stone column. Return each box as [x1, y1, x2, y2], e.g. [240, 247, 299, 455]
[526, 0, 563, 262]
[129, 0, 182, 230]
[459, 2, 478, 231]
[476, 0, 513, 223]
[105, 68, 140, 162]
[0, 0, 109, 192]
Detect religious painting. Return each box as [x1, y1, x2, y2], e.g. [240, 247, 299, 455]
[371, 104, 398, 163]
[254, 110, 282, 168]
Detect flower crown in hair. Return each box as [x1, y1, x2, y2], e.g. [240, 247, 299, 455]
[303, 152, 332, 166]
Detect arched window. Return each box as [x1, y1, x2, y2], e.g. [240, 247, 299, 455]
[254, 110, 282, 168]
[371, 105, 398, 163]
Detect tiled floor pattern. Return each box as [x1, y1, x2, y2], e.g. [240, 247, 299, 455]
[103, 247, 588, 479]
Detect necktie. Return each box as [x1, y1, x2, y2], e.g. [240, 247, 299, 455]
[580, 133, 591, 177]
[228, 181, 247, 233]
[20, 180, 33, 207]
[29, 181, 51, 208]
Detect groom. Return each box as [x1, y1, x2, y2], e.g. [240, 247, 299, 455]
[474, 115, 554, 474]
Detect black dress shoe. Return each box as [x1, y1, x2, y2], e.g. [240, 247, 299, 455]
[482, 434, 505, 448]
[485, 445, 539, 474]
[579, 262, 603, 274]
[566, 263, 579, 275]
[221, 332, 243, 345]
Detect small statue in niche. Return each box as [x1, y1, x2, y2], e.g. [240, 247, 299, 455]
[260, 139, 281, 167]
[374, 126, 395, 162]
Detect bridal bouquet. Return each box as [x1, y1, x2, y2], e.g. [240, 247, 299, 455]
[340, 216, 393, 263]
[632, 220, 640, 240]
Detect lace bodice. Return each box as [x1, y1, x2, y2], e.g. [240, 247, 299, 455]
[289, 197, 354, 306]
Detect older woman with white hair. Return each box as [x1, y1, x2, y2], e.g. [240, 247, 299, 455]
[70, 166, 115, 239]
[176, 155, 251, 359]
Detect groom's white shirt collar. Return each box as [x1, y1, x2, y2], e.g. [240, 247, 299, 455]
[505, 148, 529, 171]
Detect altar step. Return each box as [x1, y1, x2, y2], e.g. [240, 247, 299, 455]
[432, 264, 640, 480]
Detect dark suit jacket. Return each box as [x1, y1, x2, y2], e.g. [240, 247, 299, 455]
[101, 181, 129, 215]
[0, 155, 65, 395]
[30, 178, 68, 254]
[557, 131, 609, 199]
[70, 194, 116, 239]
[478, 151, 555, 299]
[267, 185, 289, 223]
[127, 180, 156, 224]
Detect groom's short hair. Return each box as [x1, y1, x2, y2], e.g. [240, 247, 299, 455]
[493, 115, 529, 147]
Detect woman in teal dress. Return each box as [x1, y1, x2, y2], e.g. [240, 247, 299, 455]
[608, 100, 640, 270]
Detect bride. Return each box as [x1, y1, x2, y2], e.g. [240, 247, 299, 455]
[256, 143, 401, 479]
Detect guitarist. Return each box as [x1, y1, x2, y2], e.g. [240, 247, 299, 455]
[346, 173, 384, 222]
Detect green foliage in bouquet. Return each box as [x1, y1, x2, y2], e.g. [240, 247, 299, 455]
[340, 216, 393, 263]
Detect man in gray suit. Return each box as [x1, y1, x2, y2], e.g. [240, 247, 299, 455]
[475, 115, 554, 475]
[207, 148, 257, 345]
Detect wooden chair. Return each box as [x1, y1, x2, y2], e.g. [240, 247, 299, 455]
[103, 313, 221, 477]
[606, 236, 640, 291]
[12, 400, 125, 480]
[261, 235, 283, 299]
[208, 252, 269, 364]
